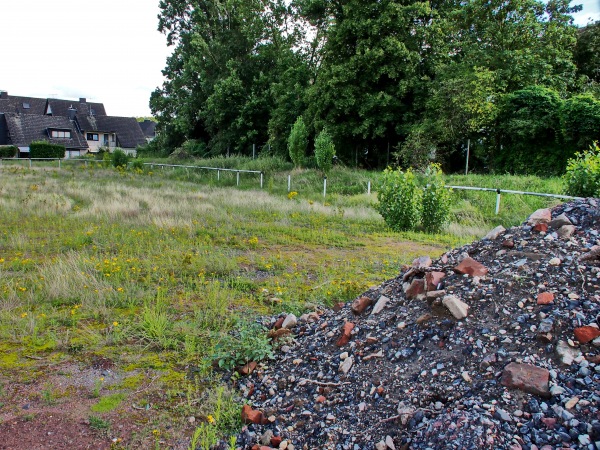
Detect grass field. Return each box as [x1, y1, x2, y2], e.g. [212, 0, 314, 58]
[0, 158, 563, 447]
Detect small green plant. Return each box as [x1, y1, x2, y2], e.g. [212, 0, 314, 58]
[376, 167, 421, 232]
[314, 128, 335, 175]
[130, 159, 144, 171]
[91, 377, 104, 398]
[111, 149, 129, 169]
[41, 383, 57, 405]
[563, 142, 600, 197]
[89, 415, 110, 430]
[91, 393, 126, 413]
[288, 116, 308, 168]
[421, 163, 452, 233]
[212, 322, 273, 370]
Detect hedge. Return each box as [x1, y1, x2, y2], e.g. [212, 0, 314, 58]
[0, 145, 17, 158]
[29, 141, 66, 158]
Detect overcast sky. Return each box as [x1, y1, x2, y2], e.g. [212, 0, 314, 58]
[1, 1, 598, 118]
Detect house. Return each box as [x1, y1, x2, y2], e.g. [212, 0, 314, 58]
[0, 91, 147, 157]
[138, 119, 157, 143]
[77, 115, 147, 156]
[2, 113, 87, 157]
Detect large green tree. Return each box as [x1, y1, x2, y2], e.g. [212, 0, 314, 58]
[301, 0, 448, 166]
[402, 0, 579, 170]
[151, 0, 306, 155]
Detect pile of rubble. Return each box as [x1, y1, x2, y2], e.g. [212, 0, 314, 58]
[232, 199, 600, 450]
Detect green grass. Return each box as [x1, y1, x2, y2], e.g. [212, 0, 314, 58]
[0, 158, 562, 445]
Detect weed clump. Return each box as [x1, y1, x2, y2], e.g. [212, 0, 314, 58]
[564, 142, 600, 198]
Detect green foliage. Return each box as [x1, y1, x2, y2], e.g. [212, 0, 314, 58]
[560, 94, 600, 151]
[314, 129, 335, 174]
[90, 393, 126, 413]
[376, 167, 421, 232]
[288, 116, 308, 168]
[130, 159, 144, 171]
[421, 164, 451, 233]
[574, 21, 600, 84]
[212, 322, 273, 370]
[0, 145, 17, 158]
[495, 86, 565, 174]
[563, 143, 600, 197]
[29, 141, 65, 158]
[88, 415, 110, 431]
[111, 149, 129, 168]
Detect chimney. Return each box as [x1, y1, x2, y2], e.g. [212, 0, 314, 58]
[0, 91, 7, 99]
[68, 105, 77, 120]
[79, 98, 86, 103]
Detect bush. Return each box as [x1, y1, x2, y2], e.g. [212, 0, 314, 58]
[376, 167, 421, 232]
[560, 94, 600, 151]
[211, 322, 274, 370]
[29, 141, 65, 158]
[130, 159, 144, 171]
[563, 143, 600, 197]
[421, 164, 451, 233]
[0, 145, 17, 158]
[111, 149, 129, 168]
[314, 129, 335, 175]
[288, 116, 308, 168]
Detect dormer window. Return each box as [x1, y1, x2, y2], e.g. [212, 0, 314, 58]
[87, 133, 99, 141]
[50, 129, 71, 139]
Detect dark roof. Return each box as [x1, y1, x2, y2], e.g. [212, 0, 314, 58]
[4, 113, 88, 150]
[78, 115, 147, 149]
[0, 95, 48, 115]
[47, 98, 107, 117]
[138, 120, 157, 138]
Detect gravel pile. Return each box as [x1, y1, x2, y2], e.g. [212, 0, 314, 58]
[231, 199, 600, 450]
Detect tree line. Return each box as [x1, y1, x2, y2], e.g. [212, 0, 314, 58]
[148, 0, 600, 174]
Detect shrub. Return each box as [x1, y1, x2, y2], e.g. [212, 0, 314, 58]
[211, 322, 273, 370]
[314, 129, 335, 175]
[130, 159, 144, 171]
[376, 167, 421, 232]
[111, 149, 129, 168]
[563, 142, 600, 197]
[0, 145, 17, 158]
[288, 116, 308, 168]
[421, 163, 451, 233]
[29, 141, 65, 158]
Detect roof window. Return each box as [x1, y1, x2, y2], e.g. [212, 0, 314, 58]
[23, 102, 30, 109]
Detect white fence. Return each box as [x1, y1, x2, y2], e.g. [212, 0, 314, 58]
[1, 158, 585, 214]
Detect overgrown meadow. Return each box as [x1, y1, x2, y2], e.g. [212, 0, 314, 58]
[0, 158, 562, 447]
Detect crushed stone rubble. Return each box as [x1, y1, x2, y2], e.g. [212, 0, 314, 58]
[226, 199, 600, 450]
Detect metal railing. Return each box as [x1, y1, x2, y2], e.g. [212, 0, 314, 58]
[1, 158, 584, 208]
[143, 163, 264, 188]
[445, 185, 584, 214]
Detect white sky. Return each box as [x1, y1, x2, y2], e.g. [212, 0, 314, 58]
[0, 1, 598, 118]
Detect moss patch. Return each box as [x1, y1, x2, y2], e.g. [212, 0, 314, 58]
[91, 393, 126, 413]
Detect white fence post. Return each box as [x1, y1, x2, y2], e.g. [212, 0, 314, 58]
[495, 189, 501, 215]
[367, 180, 371, 195]
[217, 170, 220, 181]
[260, 172, 263, 189]
[237, 171, 240, 186]
[323, 177, 327, 197]
[288, 175, 291, 192]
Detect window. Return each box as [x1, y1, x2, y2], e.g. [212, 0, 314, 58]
[23, 102, 30, 109]
[50, 130, 71, 139]
[87, 133, 99, 141]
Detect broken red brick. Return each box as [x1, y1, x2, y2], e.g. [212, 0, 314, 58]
[574, 326, 600, 344]
[536, 292, 554, 305]
[453, 257, 489, 277]
[336, 322, 355, 347]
